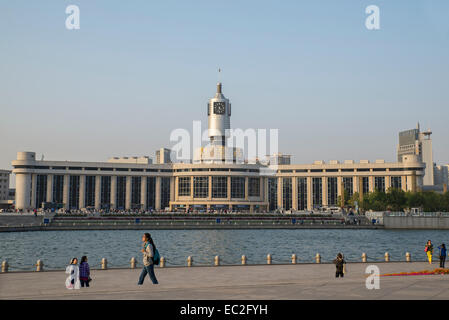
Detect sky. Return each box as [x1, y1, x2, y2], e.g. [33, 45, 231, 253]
[1, 0, 448, 187]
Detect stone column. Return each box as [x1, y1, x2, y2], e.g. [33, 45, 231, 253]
[244, 176, 249, 200]
[110, 176, 117, 209]
[170, 176, 175, 210]
[337, 176, 342, 197]
[174, 176, 179, 201]
[369, 175, 374, 192]
[322, 176, 328, 208]
[125, 176, 132, 210]
[260, 177, 264, 201]
[79, 175, 86, 209]
[307, 176, 312, 211]
[141, 176, 147, 210]
[63, 175, 69, 209]
[30, 174, 37, 209]
[292, 177, 298, 211]
[15, 173, 31, 210]
[401, 175, 407, 192]
[385, 173, 391, 191]
[46, 174, 53, 203]
[227, 176, 231, 200]
[95, 175, 101, 210]
[277, 177, 282, 209]
[353, 176, 359, 194]
[155, 176, 161, 211]
[208, 176, 212, 200]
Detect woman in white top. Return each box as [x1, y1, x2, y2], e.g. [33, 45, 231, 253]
[65, 257, 81, 289]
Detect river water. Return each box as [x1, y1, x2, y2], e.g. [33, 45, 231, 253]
[1, 229, 449, 271]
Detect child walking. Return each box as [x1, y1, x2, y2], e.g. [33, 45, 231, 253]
[79, 256, 91, 288]
[333, 253, 346, 278]
[425, 240, 433, 264]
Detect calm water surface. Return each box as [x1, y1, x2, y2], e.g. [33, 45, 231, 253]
[1, 229, 449, 271]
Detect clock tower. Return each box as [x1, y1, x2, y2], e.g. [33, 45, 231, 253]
[208, 82, 231, 146]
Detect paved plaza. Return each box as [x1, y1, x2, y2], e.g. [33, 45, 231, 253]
[1, 262, 449, 299]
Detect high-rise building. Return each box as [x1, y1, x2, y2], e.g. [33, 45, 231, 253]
[397, 123, 434, 186]
[156, 148, 172, 164]
[0, 169, 10, 201]
[0, 169, 12, 209]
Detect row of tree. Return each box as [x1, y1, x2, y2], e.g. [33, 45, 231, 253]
[338, 188, 449, 212]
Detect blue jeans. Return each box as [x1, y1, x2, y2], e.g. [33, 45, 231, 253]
[138, 264, 158, 285]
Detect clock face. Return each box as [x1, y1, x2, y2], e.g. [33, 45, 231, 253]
[213, 101, 226, 115]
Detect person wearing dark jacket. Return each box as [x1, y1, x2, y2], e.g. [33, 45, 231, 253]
[79, 256, 91, 288]
[438, 244, 447, 268]
[333, 253, 346, 278]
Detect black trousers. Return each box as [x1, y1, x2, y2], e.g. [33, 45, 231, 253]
[440, 256, 446, 268]
[80, 279, 90, 287]
[336, 271, 344, 278]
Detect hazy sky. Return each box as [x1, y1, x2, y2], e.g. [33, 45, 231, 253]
[1, 1, 449, 187]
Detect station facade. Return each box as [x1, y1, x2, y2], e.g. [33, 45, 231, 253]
[12, 83, 425, 212]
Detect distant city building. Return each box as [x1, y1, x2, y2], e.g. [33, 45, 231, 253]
[12, 82, 426, 212]
[156, 148, 172, 164]
[0, 169, 10, 201]
[0, 169, 12, 209]
[397, 123, 434, 186]
[434, 165, 449, 192]
[268, 154, 291, 165]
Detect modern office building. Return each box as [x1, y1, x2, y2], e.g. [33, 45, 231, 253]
[434, 165, 449, 192]
[0, 170, 10, 201]
[397, 123, 434, 186]
[12, 83, 426, 212]
[0, 169, 12, 209]
[156, 148, 172, 164]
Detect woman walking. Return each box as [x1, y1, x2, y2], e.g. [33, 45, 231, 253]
[425, 240, 433, 264]
[79, 256, 91, 288]
[137, 233, 159, 285]
[438, 244, 447, 268]
[65, 258, 81, 289]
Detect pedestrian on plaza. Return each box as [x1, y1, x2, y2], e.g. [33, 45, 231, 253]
[137, 233, 159, 285]
[333, 253, 346, 278]
[79, 256, 91, 288]
[425, 240, 433, 264]
[65, 257, 81, 289]
[438, 243, 447, 268]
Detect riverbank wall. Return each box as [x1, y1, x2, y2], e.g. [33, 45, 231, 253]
[0, 213, 381, 232]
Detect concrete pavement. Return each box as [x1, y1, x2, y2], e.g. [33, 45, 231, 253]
[1, 262, 449, 299]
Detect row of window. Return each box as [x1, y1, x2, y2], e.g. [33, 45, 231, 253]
[178, 176, 261, 199]
[270, 176, 404, 210]
[14, 165, 260, 173]
[15, 165, 423, 173]
[278, 167, 422, 173]
[35, 175, 169, 210]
